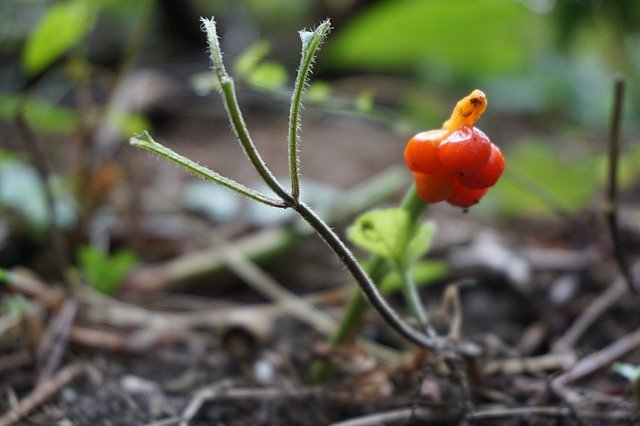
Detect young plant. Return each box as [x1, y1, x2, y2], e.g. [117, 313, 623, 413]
[313, 90, 503, 380]
[130, 18, 495, 367]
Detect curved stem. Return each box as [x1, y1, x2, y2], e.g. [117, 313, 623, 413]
[288, 20, 330, 200]
[400, 267, 435, 337]
[130, 132, 286, 208]
[293, 200, 479, 357]
[201, 18, 291, 202]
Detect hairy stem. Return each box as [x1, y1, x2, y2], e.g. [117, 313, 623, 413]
[201, 17, 291, 202]
[288, 20, 330, 200]
[130, 132, 285, 208]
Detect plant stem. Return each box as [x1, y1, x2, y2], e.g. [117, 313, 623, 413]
[293, 196, 476, 356]
[310, 186, 431, 381]
[201, 18, 291, 202]
[336, 187, 428, 341]
[400, 267, 435, 337]
[605, 77, 636, 293]
[288, 21, 330, 200]
[130, 132, 286, 208]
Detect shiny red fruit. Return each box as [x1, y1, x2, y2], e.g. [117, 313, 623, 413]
[404, 129, 448, 174]
[438, 126, 492, 177]
[446, 180, 489, 208]
[458, 143, 505, 189]
[414, 171, 455, 203]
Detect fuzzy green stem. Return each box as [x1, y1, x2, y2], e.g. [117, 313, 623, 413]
[201, 17, 291, 202]
[400, 267, 435, 337]
[288, 20, 330, 200]
[129, 132, 285, 208]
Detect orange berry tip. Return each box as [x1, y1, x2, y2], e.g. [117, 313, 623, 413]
[442, 89, 488, 131]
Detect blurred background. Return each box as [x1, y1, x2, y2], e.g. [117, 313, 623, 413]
[1, 0, 640, 423]
[0, 0, 639, 293]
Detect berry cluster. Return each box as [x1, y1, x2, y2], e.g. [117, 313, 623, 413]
[404, 90, 504, 209]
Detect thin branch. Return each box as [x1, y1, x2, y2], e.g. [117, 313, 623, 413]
[129, 132, 285, 208]
[200, 17, 291, 201]
[331, 407, 457, 426]
[293, 201, 481, 358]
[553, 277, 627, 352]
[553, 326, 640, 388]
[605, 77, 636, 293]
[0, 362, 86, 426]
[288, 20, 331, 200]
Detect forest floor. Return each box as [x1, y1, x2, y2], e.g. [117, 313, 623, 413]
[1, 75, 640, 425]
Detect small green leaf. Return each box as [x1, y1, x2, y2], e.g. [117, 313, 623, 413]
[108, 111, 151, 138]
[306, 81, 331, 102]
[0, 268, 11, 283]
[347, 208, 411, 260]
[246, 62, 288, 91]
[613, 363, 640, 383]
[354, 91, 374, 114]
[406, 221, 436, 262]
[0, 94, 80, 134]
[234, 41, 272, 77]
[77, 245, 137, 295]
[22, 0, 96, 75]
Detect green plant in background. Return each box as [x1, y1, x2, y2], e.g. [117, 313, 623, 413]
[131, 18, 482, 367]
[612, 362, 640, 406]
[76, 246, 138, 295]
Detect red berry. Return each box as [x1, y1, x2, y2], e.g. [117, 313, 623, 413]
[446, 180, 488, 208]
[438, 126, 492, 177]
[414, 171, 455, 203]
[458, 143, 505, 189]
[404, 129, 448, 174]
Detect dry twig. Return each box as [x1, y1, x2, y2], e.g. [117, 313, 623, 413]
[553, 326, 640, 388]
[553, 277, 628, 352]
[0, 362, 86, 426]
[604, 77, 636, 293]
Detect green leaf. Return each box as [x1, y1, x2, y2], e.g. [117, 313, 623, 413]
[325, 0, 543, 77]
[380, 260, 448, 293]
[347, 208, 411, 260]
[306, 81, 331, 102]
[354, 91, 374, 114]
[77, 246, 137, 295]
[613, 363, 640, 383]
[0, 94, 80, 134]
[246, 62, 288, 91]
[406, 221, 436, 262]
[108, 111, 151, 138]
[234, 41, 272, 77]
[22, 0, 96, 75]
[0, 268, 11, 283]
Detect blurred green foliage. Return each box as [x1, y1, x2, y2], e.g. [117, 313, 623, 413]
[77, 245, 137, 294]
[1, 0, 640, 232]
[22, 0, 96, 75]
[325, 0, 543, 77]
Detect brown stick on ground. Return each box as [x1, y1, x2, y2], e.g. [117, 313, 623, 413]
[553, 326, 640, 388]
[0, 362, 86, 426]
